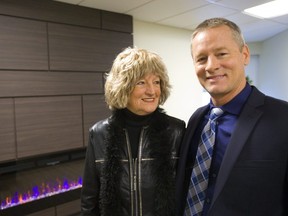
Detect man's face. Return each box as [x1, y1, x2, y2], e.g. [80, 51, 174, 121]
[192, 25, 250, 106]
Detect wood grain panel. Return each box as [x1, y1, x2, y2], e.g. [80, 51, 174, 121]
[102, 11, 133, 33]
[0, 99, 16, 162]
[0, 0, 134, 214]
[0, 0, 101, 29]
[15, 96, 83, 158]
[48, 23, 133, 71]
[0, 71, 103, 97]
[56, 199, 81, 216]
[26, 207, 56, 216]
[82, 95, 111, 146]
[0, 15, 48, 70]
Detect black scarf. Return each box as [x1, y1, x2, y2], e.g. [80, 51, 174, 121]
[99, 108, 176, 216]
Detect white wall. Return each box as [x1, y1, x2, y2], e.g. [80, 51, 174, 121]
[134, 20, 288, 123]
[245, 42, 262, 87]
[258, 29, 288, 101]
[133, 20, 203, 123]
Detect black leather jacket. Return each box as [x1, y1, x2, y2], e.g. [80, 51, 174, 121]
[81, 108, 185, 216]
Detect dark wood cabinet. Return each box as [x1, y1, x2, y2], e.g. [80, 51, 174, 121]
[0, 99, 16, 161]
[0, 1, 132, 215]
[0, 0, 132, 162]
[0, 15, 48, 70]
[48, 23, 132, 71]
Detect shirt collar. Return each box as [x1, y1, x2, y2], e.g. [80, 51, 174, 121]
[210, 83, 252, 116]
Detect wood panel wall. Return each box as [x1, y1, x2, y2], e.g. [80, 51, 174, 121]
[0, 0, 133, 162]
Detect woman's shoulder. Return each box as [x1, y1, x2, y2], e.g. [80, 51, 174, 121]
[157, 110, 185, 129]
[89, 117, 110, 133]
[166, 114, 185, 126]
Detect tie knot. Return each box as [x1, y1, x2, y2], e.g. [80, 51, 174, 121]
[209, 108, 224, 121]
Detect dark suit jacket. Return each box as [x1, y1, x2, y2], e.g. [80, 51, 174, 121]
[176, 87, 288, 216]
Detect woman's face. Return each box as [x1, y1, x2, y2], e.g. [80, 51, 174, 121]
[127, 73, 161, 115]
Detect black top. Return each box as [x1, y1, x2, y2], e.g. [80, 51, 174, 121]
[124, 108, 153, 158]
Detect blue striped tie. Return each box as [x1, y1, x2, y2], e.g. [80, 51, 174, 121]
[185, 108, 224, 216]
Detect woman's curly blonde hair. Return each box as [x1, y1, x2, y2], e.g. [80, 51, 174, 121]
[105, 47, 171, 110]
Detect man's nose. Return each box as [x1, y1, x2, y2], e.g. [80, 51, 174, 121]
[205, 56, 220, 72]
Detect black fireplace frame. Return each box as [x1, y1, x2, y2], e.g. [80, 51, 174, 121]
[0, 148, 86, 216]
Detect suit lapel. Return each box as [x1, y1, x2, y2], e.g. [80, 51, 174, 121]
[210, 88, 265, 208]
[180, 105, 209, 167]
[177, 105, 209, 214]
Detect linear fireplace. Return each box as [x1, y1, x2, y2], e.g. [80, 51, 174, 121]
[0, 148, 86, 216]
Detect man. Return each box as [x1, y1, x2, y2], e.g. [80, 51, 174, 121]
[176, 17, 288, 216]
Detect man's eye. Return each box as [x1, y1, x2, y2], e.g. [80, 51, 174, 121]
[197, 57, 206, 63]
[218, 52, 227, 57]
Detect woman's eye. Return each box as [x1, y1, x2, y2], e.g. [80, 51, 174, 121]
[136, 81, 145, 85]
[154, 80, 160, 85]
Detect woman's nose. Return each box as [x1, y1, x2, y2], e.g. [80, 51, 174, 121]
[145, 83, 156, 94]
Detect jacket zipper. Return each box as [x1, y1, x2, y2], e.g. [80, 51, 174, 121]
[124, 129, 137, 216]
[124, 127, 146, 216]
[133, 158, 138, 215]
[137, 128, 145, 216]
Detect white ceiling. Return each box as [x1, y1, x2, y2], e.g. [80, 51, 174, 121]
[54, 0, 288, 43]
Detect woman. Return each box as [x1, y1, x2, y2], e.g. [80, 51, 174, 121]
[81, 47, 185, 216]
